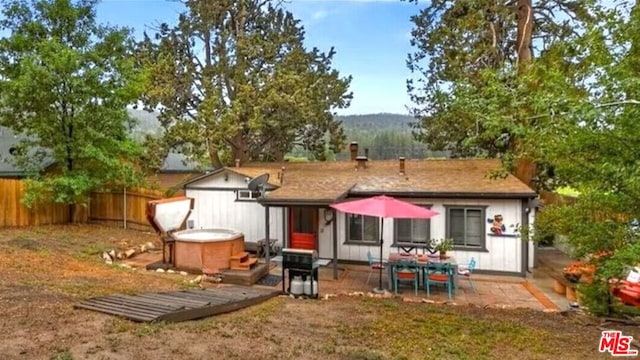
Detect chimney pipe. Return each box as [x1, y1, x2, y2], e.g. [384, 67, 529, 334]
[349, 141, 358, 161]
[399, 157, 406, 175]
[235, 158, 240, 168]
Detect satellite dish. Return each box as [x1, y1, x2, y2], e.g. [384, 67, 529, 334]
[247, 173, 270, 192]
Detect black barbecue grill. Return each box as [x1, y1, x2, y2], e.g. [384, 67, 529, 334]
[281, 248, 319, 298]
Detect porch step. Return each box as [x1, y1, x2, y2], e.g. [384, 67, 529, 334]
[230, 257, 258, 271]
[229, 252, 258, 270]
[230, 252, 250, 261]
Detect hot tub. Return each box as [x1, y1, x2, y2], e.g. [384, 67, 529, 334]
[171, 228, 245, 273]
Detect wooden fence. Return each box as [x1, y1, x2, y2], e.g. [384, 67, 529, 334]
[89, 187, 167, 231]
[0, 179, 71, 226]
[0, 179, 169, 230]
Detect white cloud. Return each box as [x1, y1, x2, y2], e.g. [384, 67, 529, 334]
[312, 10, 328, 20]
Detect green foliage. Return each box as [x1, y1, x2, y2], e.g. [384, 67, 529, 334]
[0, 0, 144, 217]
[508, 2, 640, 315]
[408, 0, 640, 315]
[137, 0, 352, 168]
[432, 238, 454, 252]
[50, 347, 74, 360]
[406, 0, 604, 164]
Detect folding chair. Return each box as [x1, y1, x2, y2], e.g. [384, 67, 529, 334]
[458, 257, 477, 292]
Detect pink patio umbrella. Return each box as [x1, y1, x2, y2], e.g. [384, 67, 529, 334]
[330, 195, 439, 292]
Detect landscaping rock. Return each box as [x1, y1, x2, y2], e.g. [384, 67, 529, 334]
[101, 252, 111, 262]
[166, 269, 176, 274]
[321, 294, 337, 301]
[155, 268, 165, 273]
[124, 249, 136, 258]
[145, 242, 156, 251]
[179, 271, 188, 276]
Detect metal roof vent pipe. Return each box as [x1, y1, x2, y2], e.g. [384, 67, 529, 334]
[399, 157, 406, 176]
[356, 156, 368, 170]
[349, 141, 358, 161]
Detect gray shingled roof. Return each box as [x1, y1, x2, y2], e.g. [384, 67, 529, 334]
[0, 127, 49, 177]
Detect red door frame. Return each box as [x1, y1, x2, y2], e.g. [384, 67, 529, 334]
[289, 207, 318, 250]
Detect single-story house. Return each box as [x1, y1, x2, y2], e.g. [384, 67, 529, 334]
[181, 145, 538, 279]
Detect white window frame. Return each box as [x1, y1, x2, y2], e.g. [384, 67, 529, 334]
[236, 190, 261, 201]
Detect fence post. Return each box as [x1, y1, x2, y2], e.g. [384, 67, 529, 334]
[123, 187, 127, 229]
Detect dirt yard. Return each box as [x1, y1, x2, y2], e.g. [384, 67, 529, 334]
[0, 225, 634, 359]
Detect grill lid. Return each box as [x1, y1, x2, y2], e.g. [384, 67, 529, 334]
[146, 196, 194, 234]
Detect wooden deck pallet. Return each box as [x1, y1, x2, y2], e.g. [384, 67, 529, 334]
[74, 285, 280, 323]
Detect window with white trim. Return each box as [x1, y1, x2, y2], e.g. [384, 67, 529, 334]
[446, 206, 486, 249]
[346, 214, 380, 244]
[236, 190, 261, 201]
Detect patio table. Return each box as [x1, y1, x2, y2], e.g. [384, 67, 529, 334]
[386, 253, 458, 294]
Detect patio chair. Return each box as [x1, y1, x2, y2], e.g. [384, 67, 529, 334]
[425, 262, 453, 300]
[457, 257, 477, 292]
[393, 261, 419, 295]
[366, 250, 386, 285]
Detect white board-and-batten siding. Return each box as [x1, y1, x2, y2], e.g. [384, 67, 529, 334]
[184, 171, 283, 245]
[326, 198, 527, 274]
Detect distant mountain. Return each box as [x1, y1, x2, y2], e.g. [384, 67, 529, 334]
[127, 110, 416, 135]
[126, 110, 439, 162]
[337, 113, 415, 132]
[127, 109, 161, 140]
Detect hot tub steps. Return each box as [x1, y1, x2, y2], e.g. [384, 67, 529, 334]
[230, 252, 258, 270]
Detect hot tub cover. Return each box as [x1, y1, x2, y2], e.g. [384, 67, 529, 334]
[146, 196, 195, 234]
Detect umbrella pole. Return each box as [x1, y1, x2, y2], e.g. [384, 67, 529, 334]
[374, 217, 385, 294]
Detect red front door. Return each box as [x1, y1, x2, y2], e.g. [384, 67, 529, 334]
[289, 207, 317, 250]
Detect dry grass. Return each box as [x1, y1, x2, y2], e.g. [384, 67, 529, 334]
[0, 225, 619, 359]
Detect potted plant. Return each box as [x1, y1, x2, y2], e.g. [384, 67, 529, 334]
[434, 238, 454, 259]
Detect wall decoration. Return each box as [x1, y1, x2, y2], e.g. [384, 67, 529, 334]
[488, 214, 505, 235]
[487, 215, 519, 237]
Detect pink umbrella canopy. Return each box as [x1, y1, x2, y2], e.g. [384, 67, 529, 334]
[330, 195, 439, 293]
[330, 195, 439, 219]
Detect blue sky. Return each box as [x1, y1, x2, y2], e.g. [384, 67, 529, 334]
[95, 0, 421, 115]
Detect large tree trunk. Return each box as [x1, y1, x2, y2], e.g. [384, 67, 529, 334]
[513, 0, 535, 188]
[207, 145, 223, 169]
[231, 133, 250, 165]
[516, 0, 533, 73]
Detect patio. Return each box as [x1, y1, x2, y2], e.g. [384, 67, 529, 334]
[273, 262, 560, 311]
[125, 251, 564, 312]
